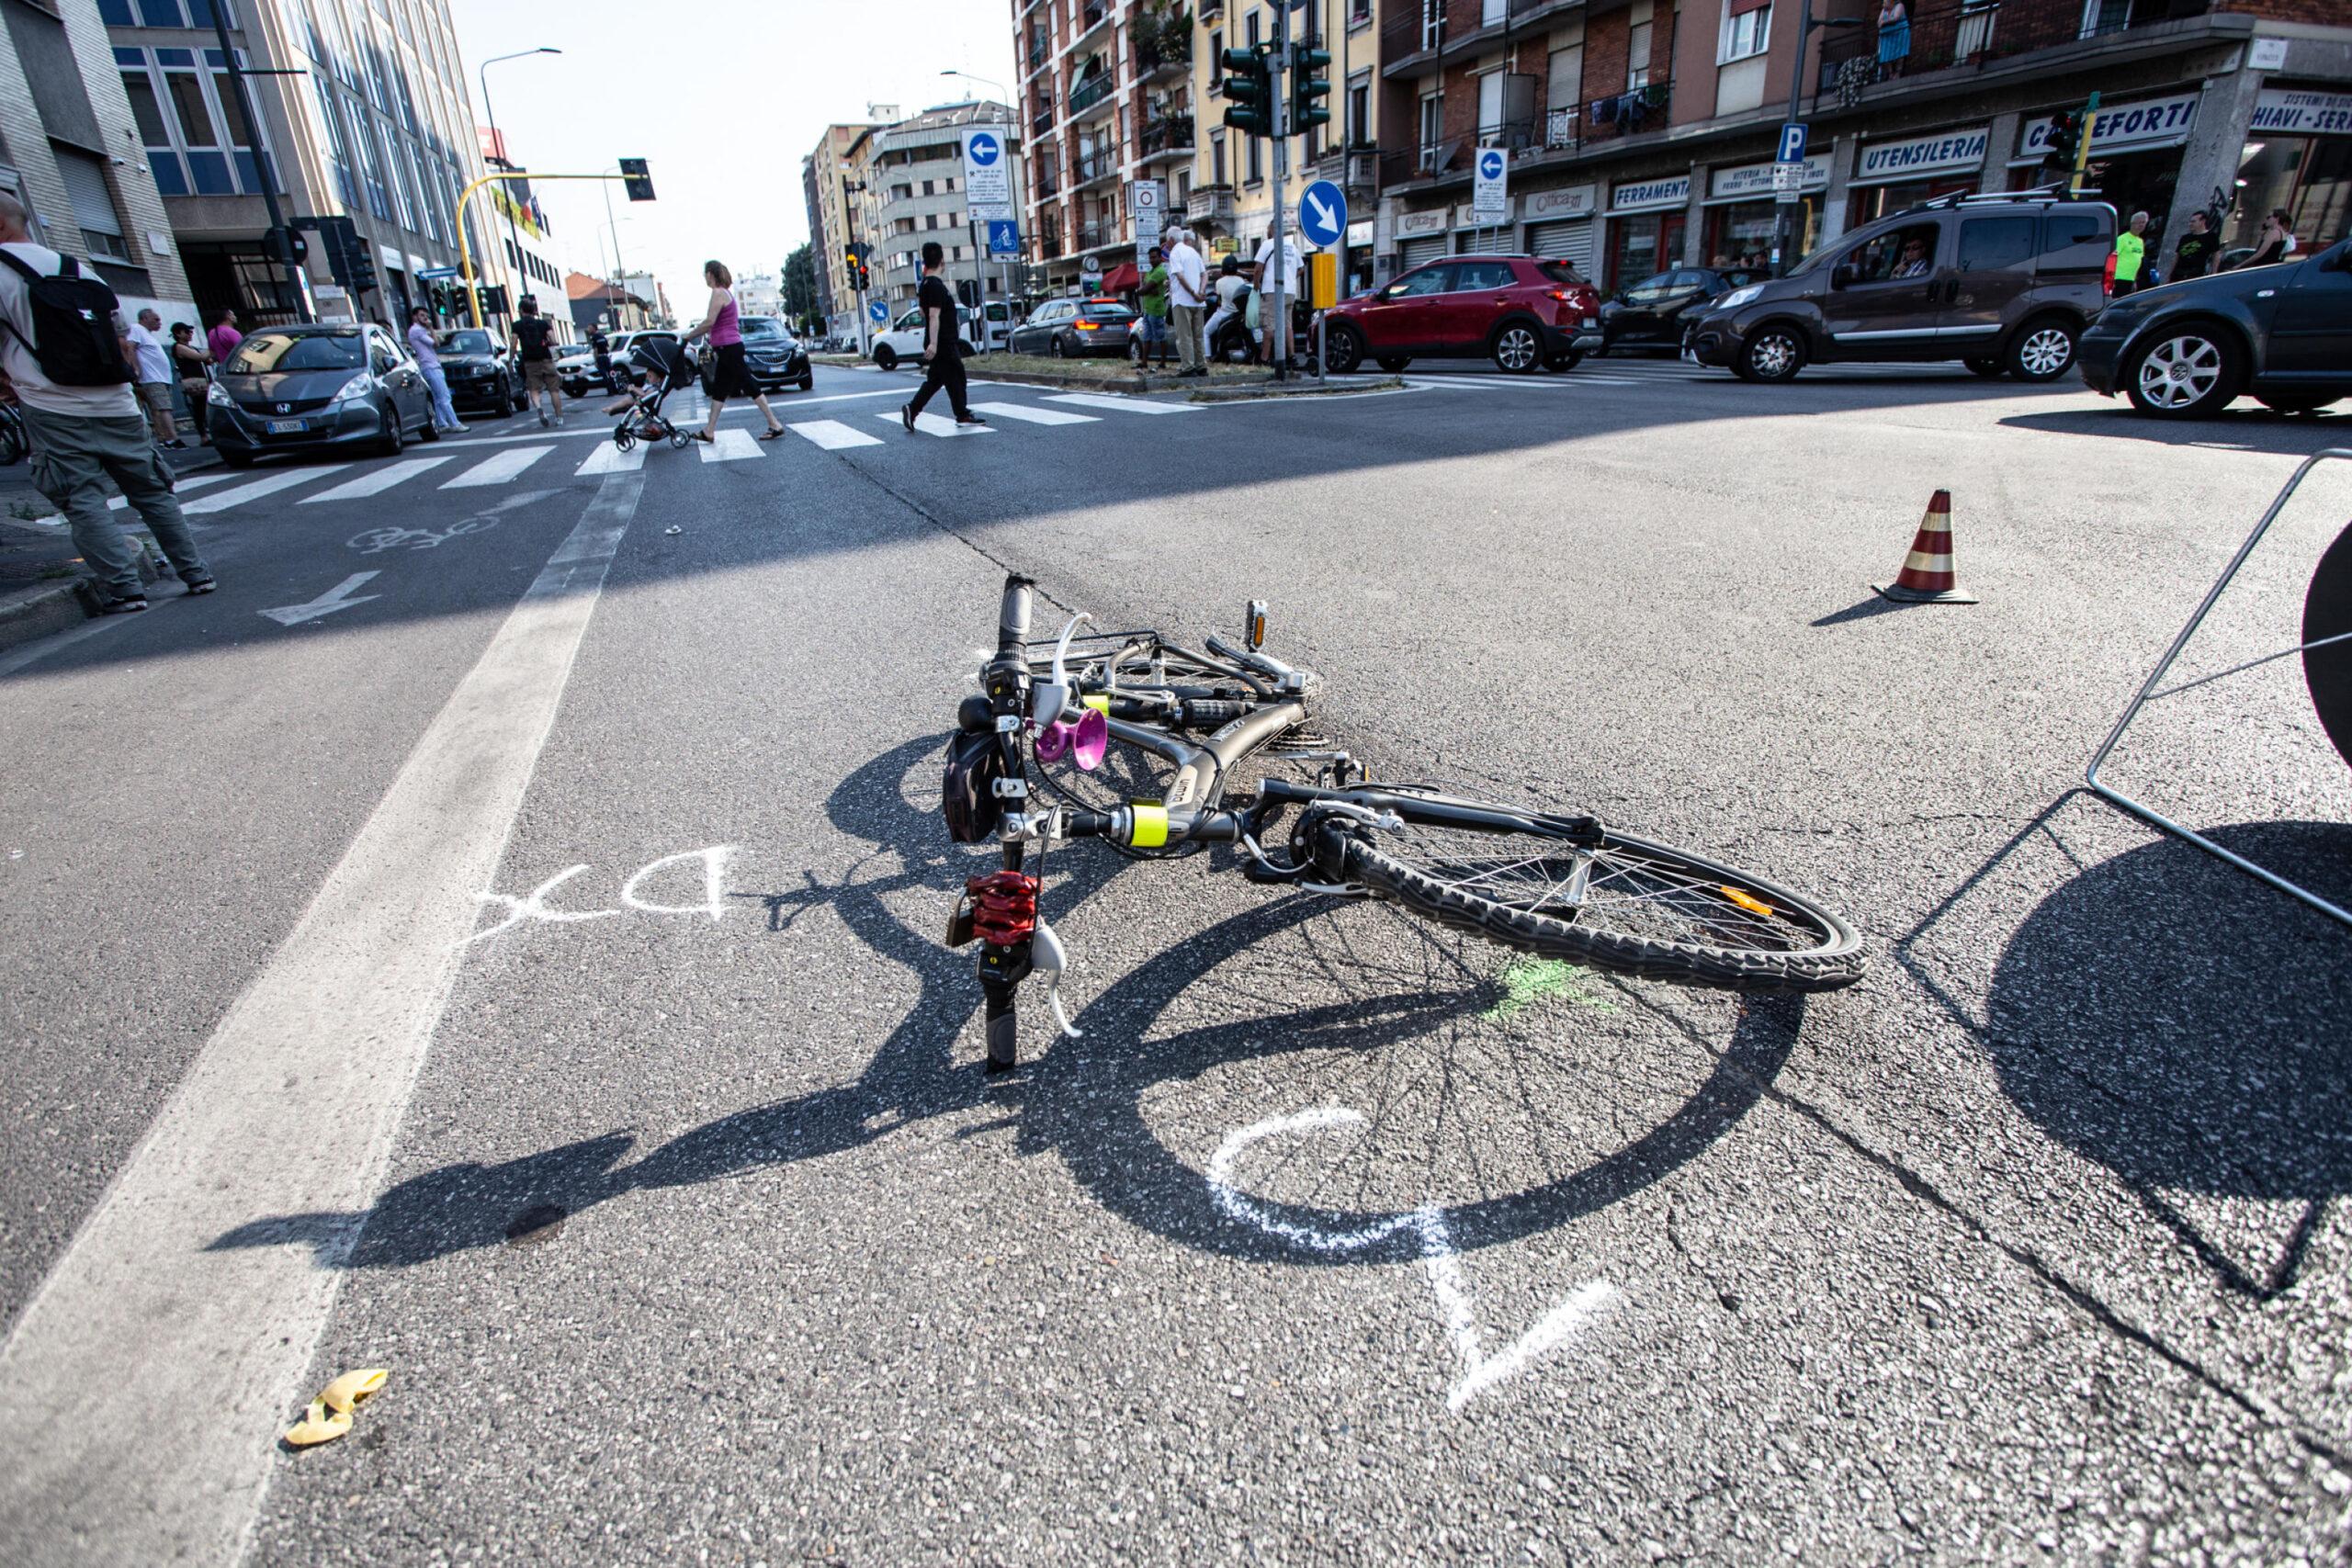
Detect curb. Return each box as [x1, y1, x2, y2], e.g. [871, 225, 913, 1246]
[0, 579, 87, 654]
[1185, 377, 1405, 403]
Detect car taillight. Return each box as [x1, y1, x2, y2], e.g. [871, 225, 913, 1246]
[1074, 321, 1100, 331]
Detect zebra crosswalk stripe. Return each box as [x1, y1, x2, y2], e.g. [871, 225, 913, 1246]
[180, 467, 347, 514]
[573, 441, 646, 476]
[699, 428, 763, 462]
[878, 411, 992, 437]
[967, 400, 1098, 426]
[1043, 392, 1193, 414]
[300, 456, 454, 502]
[442, 446, 553, 488]
[786, 419, 883, 450]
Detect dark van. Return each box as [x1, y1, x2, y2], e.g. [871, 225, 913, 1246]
[1687, 189, 2114, 382]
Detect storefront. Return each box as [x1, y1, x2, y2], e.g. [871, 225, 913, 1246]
[1522, 184, 1599, 278]
[1606, 175, 1690, 289]
[1345, 220, 1377, 293]
[1453, 199, 1517, 253]
[2011, 91, 2198, 242]
[1846, 126, 1988, 227]
[2233, 87, 2352, 255]
[1396, 208, 1449, 270]
[1703, 152, 1830, 269]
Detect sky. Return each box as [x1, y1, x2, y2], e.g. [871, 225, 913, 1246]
[448, 0, 1020, 310]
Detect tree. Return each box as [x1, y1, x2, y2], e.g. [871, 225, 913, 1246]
[783, 243, 820, 331]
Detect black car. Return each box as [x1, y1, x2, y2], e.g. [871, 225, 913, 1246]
[431, 328, 526, 416]
[2077, 235, 2352, 417]
[1590, 266, 1763, 355]
[695, 314, 814, 395]
[207, 323, 437, 467]
[1007, 298, 1135, 357]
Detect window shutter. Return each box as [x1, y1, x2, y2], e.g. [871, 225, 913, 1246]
[55, 150, 124, 238]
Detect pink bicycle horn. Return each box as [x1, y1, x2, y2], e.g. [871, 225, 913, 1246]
[1069, 707, 1108, 772]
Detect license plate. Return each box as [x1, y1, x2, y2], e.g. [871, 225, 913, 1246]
[266, 418, 308, 434]
[1581, 317, 1598, 329]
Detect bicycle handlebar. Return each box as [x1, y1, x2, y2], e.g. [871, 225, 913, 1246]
[996, 575, 1035, 660]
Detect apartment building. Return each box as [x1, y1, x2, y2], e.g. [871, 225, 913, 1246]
[0, 0, 195, 321]
[802, 119, 876, 340]
[478, 126, 573, 342]
[100, 0, 515, 329]
[1014, 0, 1195, 293]
[852, 100, 1026, 315]
[1370, 0, 2349, 293]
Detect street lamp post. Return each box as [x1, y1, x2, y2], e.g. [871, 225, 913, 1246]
[478, 47, 560, 317]
[1771, 10, 1860, 276]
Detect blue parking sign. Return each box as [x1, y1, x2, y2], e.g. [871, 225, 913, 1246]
[1778, 122, 1808, 164]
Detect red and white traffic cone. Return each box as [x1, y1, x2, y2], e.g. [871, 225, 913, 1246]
[1875, 489, 1978, 604]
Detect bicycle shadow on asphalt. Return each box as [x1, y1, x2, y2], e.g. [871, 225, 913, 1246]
[1899, 793, 2352, 1300]
[209, 730, 1811, 1273]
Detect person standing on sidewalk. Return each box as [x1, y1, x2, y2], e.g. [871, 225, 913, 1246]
[510, 295, 564, 428]
[206, 307, 241, 368]
[1167, 227, 1209, 378]
[899, 242, 983, 431]
[1132, 245, 1171, 370]
[125, 307, 183, 449]
[405, 306, 465, 434]
[169, 321, 210, 445]
[2109, 211, 2149, 298]
[683, 260, 786, 444]
[2169, 210, 2218, 281]
[0, 192, 212, 613]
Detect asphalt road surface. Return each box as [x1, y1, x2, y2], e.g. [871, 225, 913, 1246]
[3, 357, 2349, 1565]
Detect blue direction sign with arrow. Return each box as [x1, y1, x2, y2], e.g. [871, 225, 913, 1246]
[416, 265, 459, 281]
[1297, 180, 1347, 249]
[967, 130, 1001, 166]
[868, 300, 888, 323]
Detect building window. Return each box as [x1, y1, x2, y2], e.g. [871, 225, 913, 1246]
[1348, 80, 1370, 147]
[119, 56, 188, 197]
[55, 151, 130, 264]
[1720, 1, 1770, 63]
[1419, 92, 1443, 171]
[1211, 130, 1227, 184]
[1628, 1, 1655, 88]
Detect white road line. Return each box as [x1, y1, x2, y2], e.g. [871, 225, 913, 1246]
[442, 445, 553, 488]
[178, 466, 348, 513]
[699, 427, 763, 463]
[573, 440, 647, 476]
[879, 411, 994, 437]
[967, 400, 1099, 426]
[1043, 392, 1195, 414]
[17, 472, 239, 529]
[787, 419, 883, 450]
[300, 456, 453, 502]
[0, 473, 648, 1564]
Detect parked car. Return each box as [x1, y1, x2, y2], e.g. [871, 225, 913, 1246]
[869, 305, 978, 370]
[208, 323, 436, 467]
[1007, 298, 1136, 358]
[599, 331, 683, 388]
[1687, 191, 2114, 382]
[1320, 254, 1602, 375]
[554, 341, 600, 396]
[430, 328, 525, 417]
[2077, 233, 2351, 417]
[694, 314, 814, 395]
[1591, 266, 1763, 355]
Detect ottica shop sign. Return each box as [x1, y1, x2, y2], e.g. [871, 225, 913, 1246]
[1610, 175, 1690, 213]
[1850, 127, 1989, 185]
[2018, 93, 2199, 160]
[2251, 88, 2352, 136]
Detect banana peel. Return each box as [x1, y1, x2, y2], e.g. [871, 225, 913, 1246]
[281, 1368, 388, 1449]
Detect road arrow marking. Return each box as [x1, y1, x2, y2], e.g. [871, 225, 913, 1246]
[260, 571, 380, 626]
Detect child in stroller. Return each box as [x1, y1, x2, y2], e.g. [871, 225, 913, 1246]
[606, 337, 698, 451]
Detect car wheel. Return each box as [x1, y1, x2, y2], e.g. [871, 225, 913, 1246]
[1545, 348, 1582, 372]
[1324, 324, 1366, 375]
[798, 372, 815, 392]
[2007, 319, 2077, 381]
[418, 414, 441, 443]
[377, 406, 403, 457]
[220, 446, 254, 469]
[1050, 336, 1068, 358]
[2256, 395, 2337, 416]
[874, 345, 898, 371]
[1963, 356, 2005, 378]
[1490, 322, 1544, 374]
[2122, 326, 2244, 418]
[1374, 355, 1410, 373]
[1740, 325, 1806, 383]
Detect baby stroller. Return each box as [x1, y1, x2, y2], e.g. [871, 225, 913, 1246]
[611, 337, 697, 452]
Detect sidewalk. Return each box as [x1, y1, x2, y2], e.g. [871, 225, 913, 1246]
[0, 442, 221, 656]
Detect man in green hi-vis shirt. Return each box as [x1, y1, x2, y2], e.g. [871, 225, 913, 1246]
[2110, 210, 2150, 298]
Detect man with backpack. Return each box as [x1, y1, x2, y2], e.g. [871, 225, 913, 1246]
[0, 192, 210, 614]
[510, 295, 562, 428]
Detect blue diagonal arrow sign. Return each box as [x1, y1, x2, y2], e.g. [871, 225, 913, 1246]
[1297, 180, 1347, 249]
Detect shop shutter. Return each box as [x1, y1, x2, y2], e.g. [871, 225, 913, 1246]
[1527, 219, 1592, 275]
[1400, 234, 1444, 267]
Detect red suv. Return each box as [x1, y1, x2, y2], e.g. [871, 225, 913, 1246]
[1322, 254, 1602, 375]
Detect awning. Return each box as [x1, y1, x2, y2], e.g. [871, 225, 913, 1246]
[1100, 262, 1141, 294]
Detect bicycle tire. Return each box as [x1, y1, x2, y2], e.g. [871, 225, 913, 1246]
[1312, 798, 1865, 993]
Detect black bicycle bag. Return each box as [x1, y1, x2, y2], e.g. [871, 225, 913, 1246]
[0, 250, 131, 387]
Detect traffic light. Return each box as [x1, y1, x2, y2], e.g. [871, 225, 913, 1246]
[845, 243, 871, 292]
[1290, 44, 1330, 136]
[1218, 45, 1273, 136]
[618, 157, 655, 201]
[477, 284, 509, 318]
[2043, 109, 2081, 172]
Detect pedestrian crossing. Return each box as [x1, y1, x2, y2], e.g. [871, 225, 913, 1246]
[1400, 356, 1984, 393]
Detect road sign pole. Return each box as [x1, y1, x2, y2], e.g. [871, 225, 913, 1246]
[1270, 5, 1290, 379]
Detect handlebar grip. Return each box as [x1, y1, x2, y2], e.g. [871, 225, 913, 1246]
[997, 575, 1035, 658]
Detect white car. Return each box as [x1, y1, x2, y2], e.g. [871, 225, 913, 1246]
[869, 305, 980, 371]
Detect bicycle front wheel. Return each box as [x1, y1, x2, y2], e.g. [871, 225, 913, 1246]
[1313, 797, 1865, 993]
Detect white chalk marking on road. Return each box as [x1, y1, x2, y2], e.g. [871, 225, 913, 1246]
[257, 570, 381, 626]
[442, 445, 553, 488]
[180, 466, 347, 514]
[787, 419, 884, 450]
[699, 427, 763, 463]
[1207, 1108, 1617, 1412]
[620, 846, 736, 920]
[463, 863, 618, 944]
[573, 439, 647, 476]
[300, 456, 453, 502]
[1043, 392, 1195, 414]
[967, 400, 1099, 426]
[0, 473, 647, 1565]
[880, 411, 995, 437]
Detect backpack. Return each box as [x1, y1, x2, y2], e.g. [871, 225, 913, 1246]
[0, 249, 131, 387]
[514, 315, 554, 360]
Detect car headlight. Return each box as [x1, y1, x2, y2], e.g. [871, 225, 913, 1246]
[207, 380, 234, 407]
[325, 372, 372, 407]
[1713, 285, 1765, 311]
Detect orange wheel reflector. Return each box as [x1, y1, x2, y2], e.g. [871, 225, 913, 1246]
[1720, 886, 1774, 918]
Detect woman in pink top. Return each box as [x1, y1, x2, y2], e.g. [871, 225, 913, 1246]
[681, 259, 785, 442]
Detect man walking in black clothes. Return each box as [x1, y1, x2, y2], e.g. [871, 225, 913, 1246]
[901, 242, 984, 432]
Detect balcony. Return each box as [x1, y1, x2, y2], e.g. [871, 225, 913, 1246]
[1544, 106, 1579, 152]
[1074, 222, 1118, 254]
[1136, 25, 1192, 80]
[1382, 0, 1584, 77]
[1040, 230, 1065, 260]
[1071, 149, 1119, 190]
[1025, 32, 1048, 73]
[1073, 1, 1111, 48]
[1579, 80, 1671, 143]
[1032, 104, 1056, 138]
[1475, 117, 1537, 154]
[1137, 114, 1194, 161]
[1034, 168, 1062, 198]
[1069, 71, 1116, 120]
[1183, 183, 1235, 228]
